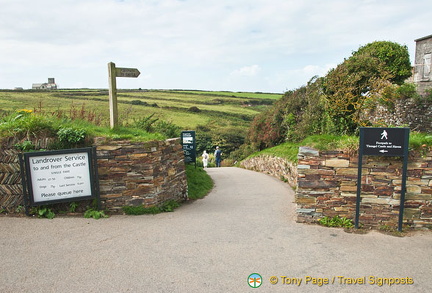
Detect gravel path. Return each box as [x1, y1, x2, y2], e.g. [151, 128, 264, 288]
[1, 167, 431, 292]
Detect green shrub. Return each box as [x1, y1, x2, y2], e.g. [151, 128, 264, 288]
[31, 206, 55, 219]
[154, 120, 181, 138]
[14, 140, 35, 151]
[396, 83, 419, 99]
[133, 113, 159, 132]
[0, 111, 56, 140]
[318, 216, 354, 228]
[57, 127, 87, 145]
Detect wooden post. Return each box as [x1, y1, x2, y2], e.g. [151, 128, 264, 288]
[108, 62, 140, 129]
[108, 62, 118, 129]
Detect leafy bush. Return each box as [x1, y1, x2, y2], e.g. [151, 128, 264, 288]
[57, 127, 87, 146]
[133, 113, 159, 132]
[245, 40, 415, 150]
[132, 114, 181, 139]
[30, 206, 55, 219]
[14, 140, 35, 151]
[352, 41, 412, 85]
[318, 216, 354, 228]
[0, 111, 56, 140]
[396, 83, 419, 99]
[154, 120, 181, 138]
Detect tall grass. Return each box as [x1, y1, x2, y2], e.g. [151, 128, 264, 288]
[186, 165, 214, 200]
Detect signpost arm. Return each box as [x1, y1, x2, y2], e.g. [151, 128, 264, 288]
[108, 62, 118, 129]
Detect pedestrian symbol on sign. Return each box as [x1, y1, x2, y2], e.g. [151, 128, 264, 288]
[381, 130, 388, 140]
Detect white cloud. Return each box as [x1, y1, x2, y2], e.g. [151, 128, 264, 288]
[1, 0, 431, 92]
[230, 65, 261, 77]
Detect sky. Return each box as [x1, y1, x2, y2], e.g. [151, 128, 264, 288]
[1, 0, 431, 93]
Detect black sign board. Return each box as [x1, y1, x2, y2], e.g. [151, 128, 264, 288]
[361, 127, 409, 156]
[19, 147, 100, 212]
[181, 131, 196, 164]
[356, 127, 410, 231]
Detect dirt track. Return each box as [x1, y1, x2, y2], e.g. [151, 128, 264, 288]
[1, 167, 431, 292]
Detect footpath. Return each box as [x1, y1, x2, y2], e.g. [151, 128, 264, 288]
[1, 167, 431, 292]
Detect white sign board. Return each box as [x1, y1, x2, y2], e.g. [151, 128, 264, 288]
[23, 148, 97, 205]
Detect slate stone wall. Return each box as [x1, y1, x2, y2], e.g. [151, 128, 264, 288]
[0, 138, 187, 214]
[296, 147, 432, 229]
[240, 155, 297, 187]
[0, 149, 22, 212]
[364, 99, 432, 133]
[241, 146, 432, 230]
[95, 138, 187, 213]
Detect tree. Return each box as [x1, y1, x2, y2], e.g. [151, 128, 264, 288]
[323, 41, 411, 134]
[353, 41, 412, 85]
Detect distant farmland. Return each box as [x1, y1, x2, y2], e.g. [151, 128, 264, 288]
[0, 89, 280, 130]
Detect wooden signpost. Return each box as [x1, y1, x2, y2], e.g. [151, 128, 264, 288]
[108, 62, 140, 129]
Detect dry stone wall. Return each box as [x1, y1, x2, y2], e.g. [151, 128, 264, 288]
[241, 146, 432, 230]
[297, 147, 432, 229]
[95, 138, 187, 213]
[364, 99, 432, 133]
[0, 138, 187, 214]
[240, 155, 297, 187]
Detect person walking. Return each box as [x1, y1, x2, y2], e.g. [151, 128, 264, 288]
[214, 146, 222, 167]
[202, 151, 209, 168]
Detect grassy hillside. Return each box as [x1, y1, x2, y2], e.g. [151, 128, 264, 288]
[0, 89, 280, 160]
[0, 89, 280, 130]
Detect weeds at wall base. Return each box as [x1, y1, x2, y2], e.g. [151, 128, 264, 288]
[122, 200, 181, 215]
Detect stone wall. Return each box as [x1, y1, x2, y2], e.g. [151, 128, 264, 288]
[240, 155, 297, 187]
[297, 147, 432, 229]
[0, 149, 23, 212]
[0, 138, 187, 214]
[240, 146, 432, 230]
[95, 138, 187, 213]
[364, 99, 432, 133]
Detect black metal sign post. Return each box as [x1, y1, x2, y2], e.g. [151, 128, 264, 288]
[181, 131, 196, 168]
[355, 127, 410, 231]
[19, 147, 100, 214]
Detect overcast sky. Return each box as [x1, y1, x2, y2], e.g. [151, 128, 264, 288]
[1, 0, 431, 93]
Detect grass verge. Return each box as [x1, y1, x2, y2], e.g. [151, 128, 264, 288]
[245, 132, 431, 163]
[122, 200, 181, 215]
[186, 165, 214, 200]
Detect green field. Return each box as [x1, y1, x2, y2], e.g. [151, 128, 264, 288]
[0, 89, 279, 130]
[166, 90, 283, 100]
